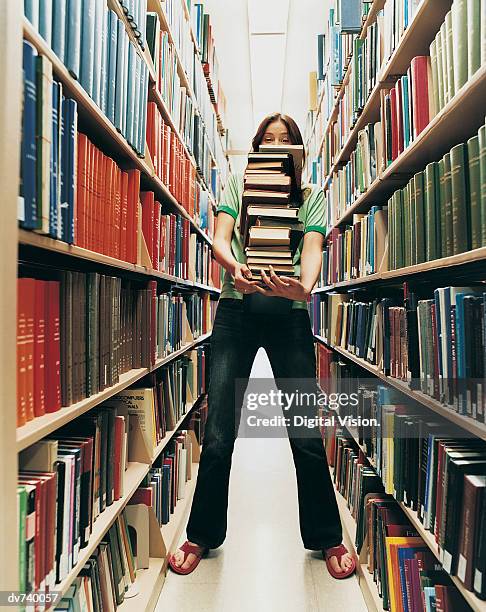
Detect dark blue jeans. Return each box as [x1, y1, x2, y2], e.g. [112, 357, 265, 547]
[186, 298, 343, 550]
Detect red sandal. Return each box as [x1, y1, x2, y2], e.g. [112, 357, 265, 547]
[323, 544, 356, 579]
[168, 541, 209, 575]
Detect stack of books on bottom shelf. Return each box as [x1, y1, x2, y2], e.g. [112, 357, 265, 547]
[329, 432, 474, 611]
[241, 153, 303, 280]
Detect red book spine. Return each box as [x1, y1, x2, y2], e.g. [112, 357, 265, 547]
[120, 172, 128, 262]
[390, 87, 398, 161]
[153, 200, 161, 271]
[128, 488, 153, 506]
[76, 134, 88, 248]
[160, 215, 167, 272]
[169, 132, 176, 195]
[103, 156, 112, 257]
[33, 280, 46, 417]
[411, 56, 430, 138]
[85, 140, 93, 252]
[45, 281, 61, 413]
[133, 172, 141, 265]
[24, 278, 36, 422]
[184, 219, 189, 279]
[17, 279, 28, 427]
[147, 102, 156, 171]
[114, 166, 122, 260]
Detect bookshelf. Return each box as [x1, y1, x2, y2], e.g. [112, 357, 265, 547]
[6, 0, 229, 606]
[309, 0, 486, 609]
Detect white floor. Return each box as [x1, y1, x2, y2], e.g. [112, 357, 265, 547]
[155, 349, 367, 612]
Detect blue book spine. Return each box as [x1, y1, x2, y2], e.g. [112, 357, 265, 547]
[56, 91, 64, 239]
[99, 5, 108, 115]
[115, 21, 126, 133]
[339, 0, 361, 33]
[50, 81, 60, 237]
[125, 44, 135, 147]
[106, 10, 118, 124]
[24, 0, 39, 29]
[132, 51, 141, 150]
[433, 289, 444, 399]
[65, 0, 81, 79]
[80, 0, 95, 97]
[60, 94, 67, 240]
[39, 0, 52, 46]
[122, 31, 130, 138]
[456, 293, 467, 413]
[92, 0, 104, 106]
[65, 99, 77, 243]
[51, 0, 66, 62]
[138, 62, 148, 155]
[402, 75, 410, 149]
[20, 41, 38, 229]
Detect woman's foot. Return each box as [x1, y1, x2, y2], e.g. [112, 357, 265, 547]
[170, 541, 207, 572]
[323, 544, 356, 579]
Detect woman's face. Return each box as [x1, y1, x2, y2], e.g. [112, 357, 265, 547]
[261, 120, 291, 146]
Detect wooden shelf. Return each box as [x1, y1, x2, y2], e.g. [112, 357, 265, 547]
[22, 19, 215, 246]
[307, 0, 456, 187]
[146, 0, 218, 168]
[17, 334, 212, 451]
[160, 464, 199, 559]
[314, 335, 486, 441]
[333, 479, 382, 612]
[399, 505, 486, 612]
[55, 461, 151, 600]
[18, 229, 221, 288]
[313, 247, 486, 292]
[117, 557, 165, 612]
[325, 64, 486, 232]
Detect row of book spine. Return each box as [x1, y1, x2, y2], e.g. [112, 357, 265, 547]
[317, 114, 486, 285]
[311, 285, 486, 423]
[16, 273, 216, 427]
[328, 427, 472, 610]
[23, 3, 149, 152]
[17, 378, 206, 602]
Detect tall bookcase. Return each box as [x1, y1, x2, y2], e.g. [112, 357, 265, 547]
[2, 0, 229, 607]
[306, 1, 486, 611]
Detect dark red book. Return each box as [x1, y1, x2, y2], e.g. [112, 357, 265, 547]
[411, 56, 432, 138]
[33, 280, 46, 417]
[128, 488, 153, 506]
[17, 279, 28, 426]
[153, 200, 161, 271]
[120, 171, 129, 262]
[22, 278, 36, 423]
[141, 191, 155, 265]
[76, 133, 88, 248]
[44, 281, 61, 413]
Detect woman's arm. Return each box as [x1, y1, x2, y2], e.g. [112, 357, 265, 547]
[258, 231, 324, 300]
[213, 212, 261, 293]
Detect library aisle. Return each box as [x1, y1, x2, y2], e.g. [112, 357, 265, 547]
[155, 350, 367, 612]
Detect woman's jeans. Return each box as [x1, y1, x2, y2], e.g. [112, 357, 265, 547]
[186, 298, 343, 550]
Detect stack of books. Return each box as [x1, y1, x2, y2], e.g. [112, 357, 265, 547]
[241, 148, 304, 281]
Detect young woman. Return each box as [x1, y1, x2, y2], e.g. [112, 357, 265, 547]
[169, 113, 356, 579]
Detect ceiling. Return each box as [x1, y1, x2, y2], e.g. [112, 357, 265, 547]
[204, 0, 329, 173]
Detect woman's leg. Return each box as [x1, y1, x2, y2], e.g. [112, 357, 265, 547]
[184, 299, 259, 549]
[263, 309, 346, 556]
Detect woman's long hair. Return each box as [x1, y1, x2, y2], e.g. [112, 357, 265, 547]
[251, 112, 306, 205]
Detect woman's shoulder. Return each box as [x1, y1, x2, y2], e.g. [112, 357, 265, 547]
[301, 182, 323, 203]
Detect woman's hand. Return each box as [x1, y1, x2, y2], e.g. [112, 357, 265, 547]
[256, 266, 311, 301]
[233, 263, 261, 294]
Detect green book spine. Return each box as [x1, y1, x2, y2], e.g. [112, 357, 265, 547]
[18, 486, 27, 594]
[467, 0, 481, 78]
[445, 11, 455, 101]
[438, 158, 447, 256]
[467, 135, 481, 249]
[424, 162, 439, 260]
[450, 142, 470, 254]
[479, 124, 486, 246]
[409, 180, 417, 266]
[429, 39, 440, 117]
[442, 152, 454, 257]
[397, 188, 405, 269]
[440, 23, 449, 106]
[436, 28, 444, 111]
[452, 0, 468, 92]
[414, 171, 426, 264]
